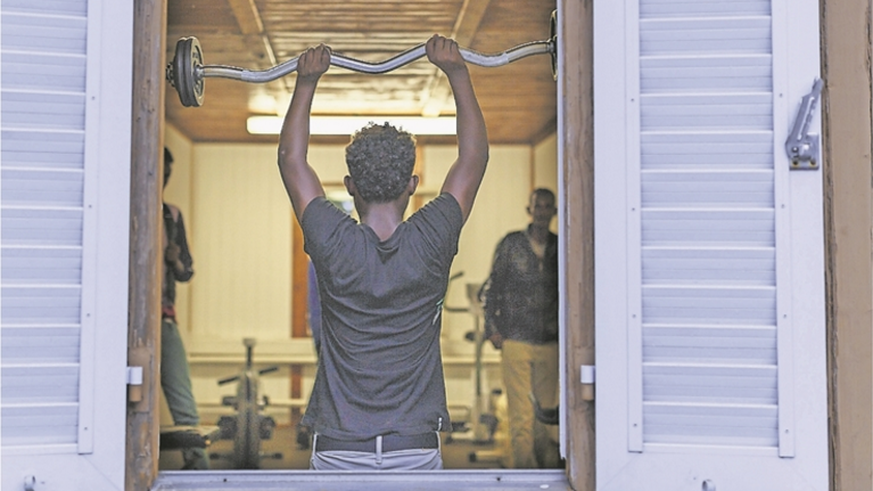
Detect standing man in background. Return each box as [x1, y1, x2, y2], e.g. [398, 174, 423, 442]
[482, 188, 560, 469]
[161, 147, 208, 470]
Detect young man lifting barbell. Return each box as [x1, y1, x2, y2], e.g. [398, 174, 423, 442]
[277, 34, 489, 471]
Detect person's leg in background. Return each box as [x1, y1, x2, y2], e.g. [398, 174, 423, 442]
[531, 341, 561, 468]
[161, 317, 209, 470]
[501, 339, 537, 468]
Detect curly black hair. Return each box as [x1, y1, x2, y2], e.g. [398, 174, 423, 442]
[345, 122, 417, 203]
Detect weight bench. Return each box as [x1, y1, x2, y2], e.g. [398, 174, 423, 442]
[160, 425, 221, 450]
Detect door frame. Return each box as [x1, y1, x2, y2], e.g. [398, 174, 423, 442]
[557, 0, 596, 489]
[128, 1, 589, 490]
[821, 0, 873, 488]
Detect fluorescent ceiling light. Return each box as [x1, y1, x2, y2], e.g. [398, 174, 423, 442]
[247, 116, 457, 136]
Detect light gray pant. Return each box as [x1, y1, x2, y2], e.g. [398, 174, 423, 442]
[161, 318, 209, 470]
[310, 433, 443, 471]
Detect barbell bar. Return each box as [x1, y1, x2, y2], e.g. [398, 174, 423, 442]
[166, 10, 557, 108]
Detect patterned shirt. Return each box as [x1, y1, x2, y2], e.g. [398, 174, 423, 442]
[482, 226, 559, 344]
[162, 203, 194, 318]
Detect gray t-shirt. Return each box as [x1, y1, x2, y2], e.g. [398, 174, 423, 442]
[300, 193, 463, 440]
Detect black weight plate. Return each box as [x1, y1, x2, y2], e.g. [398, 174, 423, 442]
[189, 37, 205, 107]
[173, 38, 194, 106]
[550, 10, 558, 81]
[173, 37, 205, 107]
[233, 407, 261, 469]
[232, 377, 262, 469]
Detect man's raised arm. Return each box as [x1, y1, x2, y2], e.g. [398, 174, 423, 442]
[278, 45, 331, 222]
[427, 35, 490, 223]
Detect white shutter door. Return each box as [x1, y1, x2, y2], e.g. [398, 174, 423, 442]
[2, 0, 91, 449]
[594, 0, 827, 489]
[1, 0, 132, 488]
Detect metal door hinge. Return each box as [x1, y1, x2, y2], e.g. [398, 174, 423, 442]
[785, 78, 823, 170]
[580, 365, 595, 384]
[127, 366, 144, 404]
[580, 365, 595, 401]
[127, 366, 143, 385]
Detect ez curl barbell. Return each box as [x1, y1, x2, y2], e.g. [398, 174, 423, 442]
[166, 10, 557, 107]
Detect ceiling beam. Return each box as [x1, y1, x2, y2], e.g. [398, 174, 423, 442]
[420, 0, 492, 117]
[226, 0, 262, 34]
[226, 0, 277, 66]
[226, 0, 289, 112]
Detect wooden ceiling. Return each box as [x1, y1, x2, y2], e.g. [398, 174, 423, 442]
[165, 0, 558, 145]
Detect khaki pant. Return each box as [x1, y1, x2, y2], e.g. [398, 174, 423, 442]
[501, 339, 560, 469]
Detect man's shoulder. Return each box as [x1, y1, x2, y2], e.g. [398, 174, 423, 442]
[163, 202, 181, 221]
[501, 230, 528, 242]
[302, 197, 342, 226]
[301, 197, 359, 250]
[412, 193, 462, 219]
[407, 193, 464, 233]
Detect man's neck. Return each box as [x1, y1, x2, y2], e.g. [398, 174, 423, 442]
[529, 223, 550, 244]
[359, 201, 407, 241]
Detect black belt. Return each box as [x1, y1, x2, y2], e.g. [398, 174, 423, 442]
[314, 432, 438, 453]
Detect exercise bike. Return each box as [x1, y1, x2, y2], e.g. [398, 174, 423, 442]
[211, 338, 282, 469]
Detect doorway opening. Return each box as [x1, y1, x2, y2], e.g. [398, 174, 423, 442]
[154, 0, 574, 488]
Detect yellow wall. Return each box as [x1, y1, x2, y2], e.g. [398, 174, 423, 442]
[534, 133, 558, 191]
[164, 127, 558, 423]
[189, 144, 293, 344]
